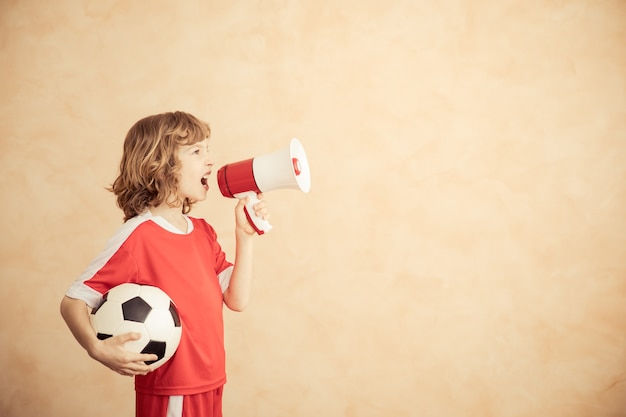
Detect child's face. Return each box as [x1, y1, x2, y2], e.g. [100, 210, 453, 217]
[176, 138, 213, 203]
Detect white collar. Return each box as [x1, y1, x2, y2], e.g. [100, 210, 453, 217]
[140, 210, 194, 235]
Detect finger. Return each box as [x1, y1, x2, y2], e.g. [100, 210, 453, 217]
[139, 353, 160, 363]
[122, 350, 158, 364]
[253, 204, 268, 215]
[115, 332, 143, 343]
[253, 202, 266, 211]
[132, 362, 155, 375]
[117, 367, 147, 377]
[254, 208, 267, 218]
[108, 363, 138, 377]
[123, 360, 154, 375]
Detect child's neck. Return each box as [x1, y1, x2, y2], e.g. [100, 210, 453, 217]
[149, 204, 188, 234]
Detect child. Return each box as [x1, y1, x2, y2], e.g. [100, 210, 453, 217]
[60, 111, 268, 417]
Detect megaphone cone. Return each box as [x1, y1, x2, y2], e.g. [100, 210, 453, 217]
[217, 138, 311, 234]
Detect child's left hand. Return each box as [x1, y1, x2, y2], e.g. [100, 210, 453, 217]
[235, 193, 269, 236]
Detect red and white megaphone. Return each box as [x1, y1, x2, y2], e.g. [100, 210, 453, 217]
[217, 138, 311, 235]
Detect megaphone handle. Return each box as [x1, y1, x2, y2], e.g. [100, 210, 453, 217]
[235, 191, 272, 235]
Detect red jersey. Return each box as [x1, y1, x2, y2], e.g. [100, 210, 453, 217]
[65, 212, 234, 395]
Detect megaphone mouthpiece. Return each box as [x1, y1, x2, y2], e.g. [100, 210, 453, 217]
[216, 158, 258, 198]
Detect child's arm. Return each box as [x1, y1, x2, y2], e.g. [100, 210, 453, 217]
[223, 194, 268, 312]
[60, 295, 157, 376]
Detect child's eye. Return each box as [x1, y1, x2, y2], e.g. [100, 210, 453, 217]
[193, 149, 200, 155]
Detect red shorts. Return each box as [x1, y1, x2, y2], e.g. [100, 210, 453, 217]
[135, 387, 223, 417]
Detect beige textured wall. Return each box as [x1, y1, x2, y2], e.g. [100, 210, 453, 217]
[1, 1, 626, 416]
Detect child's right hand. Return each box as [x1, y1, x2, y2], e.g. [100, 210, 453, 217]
[88, 332, 158, 376]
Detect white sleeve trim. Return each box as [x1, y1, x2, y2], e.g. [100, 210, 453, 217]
[65, 214, 151, 309]
[218, 266, 233, 294]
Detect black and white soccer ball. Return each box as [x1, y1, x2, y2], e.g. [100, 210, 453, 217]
[90, 283, 183, 370]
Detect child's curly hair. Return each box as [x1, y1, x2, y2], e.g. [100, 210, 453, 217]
[109, 111, 211, 221]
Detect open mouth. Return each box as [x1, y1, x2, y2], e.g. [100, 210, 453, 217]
[201, 174, 209, 189]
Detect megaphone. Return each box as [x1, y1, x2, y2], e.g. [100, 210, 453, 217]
[217, 138, 311, 235]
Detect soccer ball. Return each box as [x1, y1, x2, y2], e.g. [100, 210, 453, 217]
[90, 283, 183, 370]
